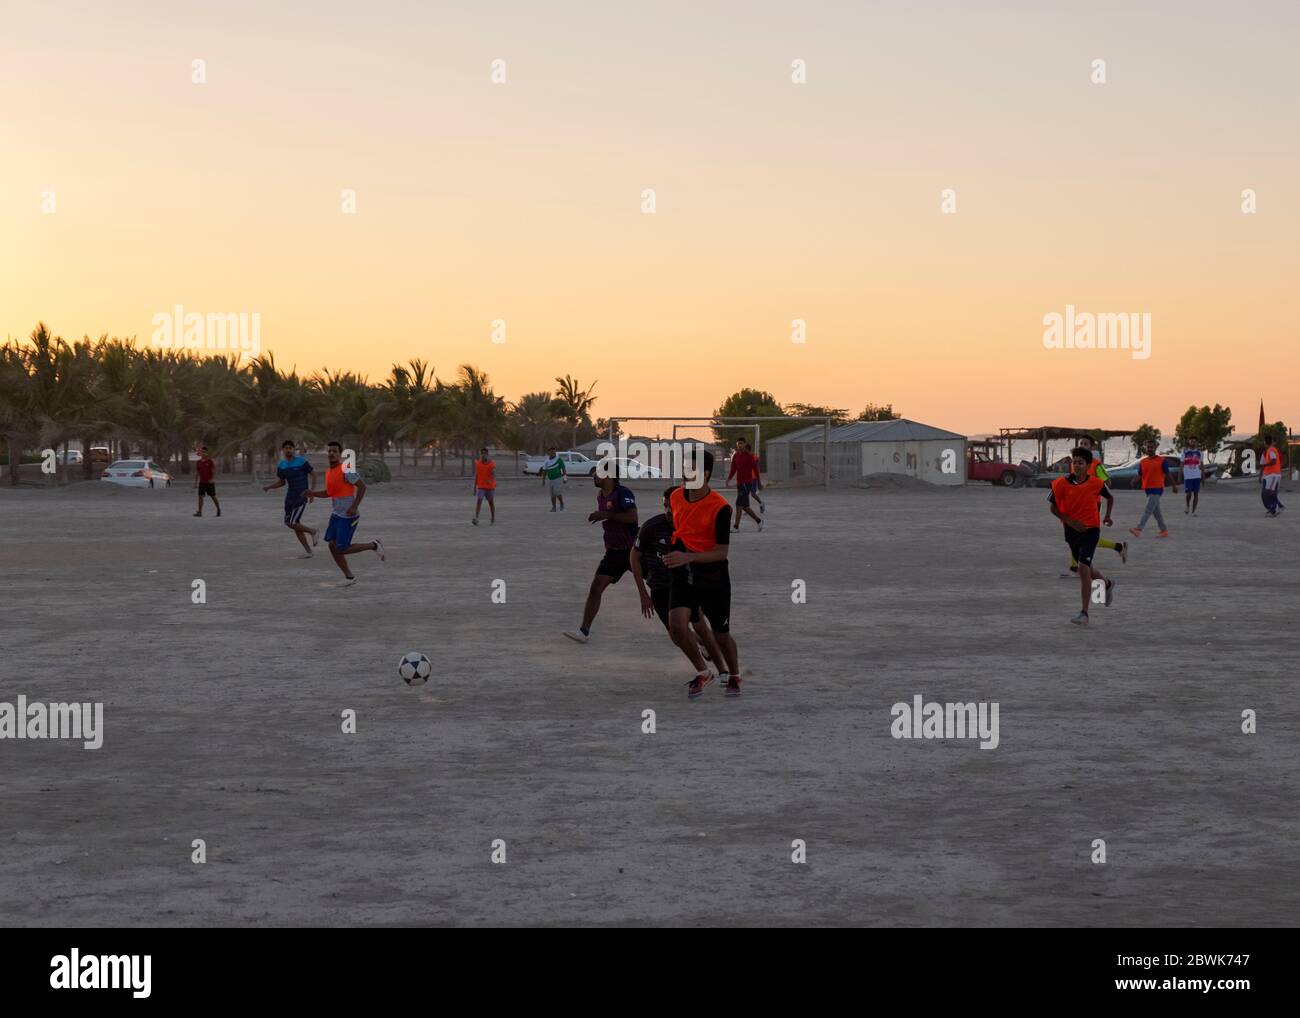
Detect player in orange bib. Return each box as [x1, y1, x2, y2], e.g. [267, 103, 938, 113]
[1128, 439, 1176, 538]
[663, 450, 742, 697]
[1061, 433, 1126, 576]
[1049, 447, 1116, 626]
[472, 447, 497, 526]
[303, 441, 386, 586]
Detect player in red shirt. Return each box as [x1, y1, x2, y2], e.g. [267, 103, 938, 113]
[193, 445, 221, 517]
[726, 438, 764, 532]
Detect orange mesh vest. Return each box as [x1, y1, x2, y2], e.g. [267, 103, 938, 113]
[670, 487, 727, 551]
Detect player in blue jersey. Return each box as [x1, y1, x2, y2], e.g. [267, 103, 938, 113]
[263, 440, 319, 556]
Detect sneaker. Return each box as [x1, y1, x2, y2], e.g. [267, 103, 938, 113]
[563, 630, 589, 644]
[338, 577, 357, 587]
[1117, 542, 1128, 564]
[759, 502, 765, 515]
[687, 673, 713, 699]
[1070, 611, 1089, 626]
[215, 510, 221, 517]
[550, 507, 557, 512]
[1104, 578, 1115, 606]
[1128, 527, 1142, 537]
[757, 519, 764, 532]
[373, 537, 386, 561]
[1157, 530, 1170, 538]
[311, 529, 320, 547]
[193, 512, 202, 517]
[471, 518, 479, 526]
[724, 675, 743, 698]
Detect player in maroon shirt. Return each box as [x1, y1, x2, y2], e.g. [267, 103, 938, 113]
[193, 445, 222, 517]
[726, 437, 763, 531]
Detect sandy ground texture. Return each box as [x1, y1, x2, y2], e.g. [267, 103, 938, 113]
[1, 474, 1297, 927]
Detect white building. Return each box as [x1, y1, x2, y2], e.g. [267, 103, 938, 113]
[764, 419, 967, 486]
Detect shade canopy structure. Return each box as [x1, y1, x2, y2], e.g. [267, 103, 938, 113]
[994, 426, 1138, 467]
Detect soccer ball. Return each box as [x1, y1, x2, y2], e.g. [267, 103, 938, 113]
[398, 652, 432, 685]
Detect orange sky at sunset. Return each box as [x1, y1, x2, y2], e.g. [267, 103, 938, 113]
[4, 0, 1297, 436]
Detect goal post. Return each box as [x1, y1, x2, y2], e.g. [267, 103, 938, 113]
[606, 415, 835, 490]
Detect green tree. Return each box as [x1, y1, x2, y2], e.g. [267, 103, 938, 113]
[553, 375, 598, 450]
[1131, 423, 1162, 455]
[856, 403, 899, 421]
[1174, 404, 1233, 454]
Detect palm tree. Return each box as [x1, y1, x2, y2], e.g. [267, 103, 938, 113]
[553, 374, 598, 450]
[511, 391, 565, 453]
[449, 365, 506, 472]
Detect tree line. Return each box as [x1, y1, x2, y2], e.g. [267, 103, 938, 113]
[0, 324, 603, 483]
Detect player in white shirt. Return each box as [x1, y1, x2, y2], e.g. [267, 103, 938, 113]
[1181, 436, 1205, 515]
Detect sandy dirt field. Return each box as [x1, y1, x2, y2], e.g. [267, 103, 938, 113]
[2, 474, 1297, 927]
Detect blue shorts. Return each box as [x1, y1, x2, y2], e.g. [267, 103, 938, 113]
[325, 513, 359, 550]
[476, 488, 495, 501]
[1184, 478, 1201, 493]
[284, 499, 308, 525]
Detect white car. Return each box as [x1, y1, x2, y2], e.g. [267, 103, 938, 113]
[608, 458, 663, 480]
[101, 459, 173, 488]
[523, 450, 600, 476]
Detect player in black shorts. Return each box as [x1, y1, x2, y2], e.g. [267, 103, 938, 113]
[630, 487, 724, 665]
[563, 468, 639, 643]
[664, 452, 742, 698]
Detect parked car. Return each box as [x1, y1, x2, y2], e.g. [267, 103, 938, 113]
[522, 450, 600, 476]
[966, 446, 1026, 486]
[101, 460, 173, 488]
[61, 449, 83, 465]
[1104, 455, 1213, 488]
[607, 458, 663, 480]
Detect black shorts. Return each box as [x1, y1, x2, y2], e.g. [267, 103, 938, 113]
[1064, 526, 1101, 566]
[198, 482, 216, 497]
[284, 501, 307, 526]
[596, 548, 632, 582]
[651, 585, 697, 628]
[668, 564, 731, 634]
[735, 482, 753, 508]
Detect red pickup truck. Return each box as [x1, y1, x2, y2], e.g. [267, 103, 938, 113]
[967, 446, 1022, 486]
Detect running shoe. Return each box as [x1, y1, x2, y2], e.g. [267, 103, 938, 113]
[1117, 542, 1128, 564]
[1128, 527, 1142, 537]
[338, 577, 357, 587]
[563, 630, 589, 644]
[724, 675, 743, 698]
[1070, 612, 1089, 626]
[1104, 579, 1115, 606]
[373, 537, 386, 561]
[687, 672, 713, 699]
[1157, 530, 1170, 538]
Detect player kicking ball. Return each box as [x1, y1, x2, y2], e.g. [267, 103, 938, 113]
[630, 486, 726, 670]
[304, 441, 385, 586]
[1050, 447, 1116, 626]
[263, 439, 319, 556]
[664, 451, 742, 697]
[563, 467, 638, 642]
